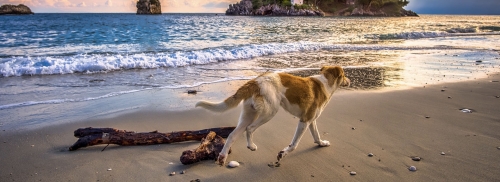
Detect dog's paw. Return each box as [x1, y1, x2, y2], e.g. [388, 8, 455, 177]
[318, 140, 330, 147]
[216, 153, 226, 166]
[277, 150, 288, 161]
[247, 144, 257, 151]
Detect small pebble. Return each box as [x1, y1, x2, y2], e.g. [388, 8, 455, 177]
[411, 156, 421, 161]
[168, 162, 174, 165]
[190, 179, 201, 182]
[408, 166, 417, 171]
[349, 171, 357, 175]
[169, 172, 176, 176]
[311, 175, 315, 177]
[107, 168, 112, 171]
[187, 90, 197, 94]
[448, 96, 452, 99]
[368, 153, 374, 157]
[476, 60, 483, 63]
[497, 147, 500, 150]
[351, 127, 355, 130]
[180, 170, 186, 174]
[495, 96, 500, 98]
[228, 161, 240, 168]
[441, 152, 446, 155]
[441, 89, 446, 92]
[425, 116, 430, 119]
[31, 145, 34, 147]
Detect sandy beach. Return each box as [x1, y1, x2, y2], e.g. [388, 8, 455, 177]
[1, 72, 499, 182]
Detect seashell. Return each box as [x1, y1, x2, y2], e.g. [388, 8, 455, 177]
[228, 161, 240, 168]
[180, 170, 186, 174]
[408, 166, 417, 171]
[107, 168, 112, 171]
[169, 172, 176, 176]
[441, 152, 446, 155]
[368, 153, 374, 157]
[349, 171, 357, 175]
[411, 156, 421, 161]
[460, 109, 472, 113]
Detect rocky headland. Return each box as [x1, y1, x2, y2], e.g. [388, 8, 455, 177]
[226, 0, 325, 16]
[0, 4, 34, 15]
[136, 0, 162, 15]
[226, 0, 417, 17]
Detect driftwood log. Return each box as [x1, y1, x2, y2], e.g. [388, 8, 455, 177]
[180, 131, 229, 165]
[69, 127, 235, 151]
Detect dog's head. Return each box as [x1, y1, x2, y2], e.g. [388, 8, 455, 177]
[320, 66, 350, 88]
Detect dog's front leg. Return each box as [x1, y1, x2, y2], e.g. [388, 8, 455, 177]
[309, 120, 330, 147]
[277, 121, 310, 161]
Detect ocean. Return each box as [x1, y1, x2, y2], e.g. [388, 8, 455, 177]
[1, 13, 499, 130]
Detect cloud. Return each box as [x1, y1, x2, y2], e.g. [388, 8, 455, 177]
[53, 0, 72, 7]
[203, 1, 231, 9]
[104, 0, 111, 6]
[76, 1, 85, 7]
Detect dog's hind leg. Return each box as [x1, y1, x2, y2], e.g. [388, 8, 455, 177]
[217, 100, 259, 166]
[309, 120, 330, 147]
[277, 120, 310, 161]
[245, 111, 276, 151]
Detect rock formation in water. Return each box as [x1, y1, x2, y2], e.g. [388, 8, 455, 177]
[136, 0, 162, 15]
[0, 4, 34, 15]
[350, 7, 417, 17]
[226, 0, 417, 17]
[226, 0, 324, 16]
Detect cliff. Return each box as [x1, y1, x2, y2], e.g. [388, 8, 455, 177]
[136, 0, 161, 15]
[226, 0, 325, 16]
[0, 4, 34, 15]
[226, 0, 417, 17]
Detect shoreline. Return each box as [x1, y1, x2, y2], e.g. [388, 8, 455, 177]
[1, 72, 499, 181]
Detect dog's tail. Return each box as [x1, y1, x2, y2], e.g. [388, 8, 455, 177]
[196, 80, 259, 112]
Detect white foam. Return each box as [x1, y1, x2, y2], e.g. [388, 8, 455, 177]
[3, 36, 499, 77]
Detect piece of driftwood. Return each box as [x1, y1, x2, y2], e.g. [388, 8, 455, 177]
[69, 127, 235, 151]
[180, 131, 228, 165]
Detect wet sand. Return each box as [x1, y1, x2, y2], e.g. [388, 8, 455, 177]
[1, 73, 500, 181]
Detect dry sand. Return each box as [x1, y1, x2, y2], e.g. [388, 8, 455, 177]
[1, 73, 500, 182]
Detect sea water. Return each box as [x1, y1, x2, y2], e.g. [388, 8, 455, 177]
[1, 14, 499, 130]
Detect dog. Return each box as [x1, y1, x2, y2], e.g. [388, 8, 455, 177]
[196, 66, 350, 165]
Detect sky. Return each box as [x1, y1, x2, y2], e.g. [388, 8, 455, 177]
[1, 0, 500, 14]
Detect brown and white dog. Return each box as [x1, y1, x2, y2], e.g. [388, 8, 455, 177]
[196, 66, 350, 165]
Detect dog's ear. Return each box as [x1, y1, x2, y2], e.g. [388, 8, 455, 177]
[323, 66, 344, 86]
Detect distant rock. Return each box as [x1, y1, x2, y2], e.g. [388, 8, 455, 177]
[136, 0, 161, 15]
[226, 0, 324, 16]
[350, 7, 417, 17]
[226, 0, 253, 15]
[0, 4, 34, 15]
